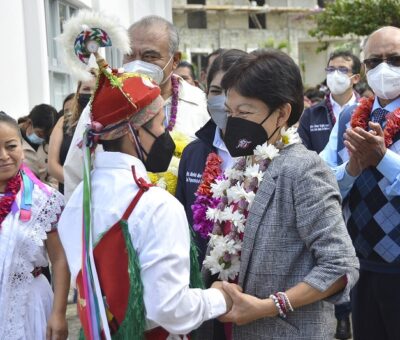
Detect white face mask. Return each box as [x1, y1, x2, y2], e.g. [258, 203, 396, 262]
[123, 55, 174, 85]
[326, 71, 352, 95]
[367, 62, 400, 100]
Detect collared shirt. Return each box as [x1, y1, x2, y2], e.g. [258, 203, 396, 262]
[213, 127, 234, 171]
[63, 77, 209, 202]
[320, 96, 400, 198]
[330, 92, 357, 120]
[58, 152, 227, 335]
[164, 76, 210, 140]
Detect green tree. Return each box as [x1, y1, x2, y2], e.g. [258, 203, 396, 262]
[310, 0, 400, 40]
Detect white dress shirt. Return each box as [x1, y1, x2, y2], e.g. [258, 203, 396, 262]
[58, 152, 227, 335]
[213, 127, 235, 171]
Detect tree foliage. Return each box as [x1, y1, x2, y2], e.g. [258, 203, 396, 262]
[310, 0, 400, 40]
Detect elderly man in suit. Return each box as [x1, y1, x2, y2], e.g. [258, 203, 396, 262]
[320, 26, 400, 340]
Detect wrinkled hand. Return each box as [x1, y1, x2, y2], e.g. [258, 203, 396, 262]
[344, 122, 386, 175]
[218, 282, 276, 325]
[46, 312, 68, 340]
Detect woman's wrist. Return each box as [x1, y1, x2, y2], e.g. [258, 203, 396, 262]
[260, 298, 279, 318]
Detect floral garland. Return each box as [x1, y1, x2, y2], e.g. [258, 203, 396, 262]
[148, 130, 190, 195]
[351, 96, 400, 147]
[167, 75, 179, 131]
[197, 127, 301, 281]
[192, 153, 223, 238]
[0, 171, 21, 227]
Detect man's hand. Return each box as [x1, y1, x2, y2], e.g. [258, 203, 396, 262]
[344, 122, 386, 174]
[211, 281, 233, 312]
[218, 282, 277, 325]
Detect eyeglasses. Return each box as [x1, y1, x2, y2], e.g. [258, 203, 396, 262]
[325, 66, 351, 74]
[363, 56, 400, 69]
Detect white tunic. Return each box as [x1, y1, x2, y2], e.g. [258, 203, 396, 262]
[0, 185, 64, 340]
[58, 152, 226, 336]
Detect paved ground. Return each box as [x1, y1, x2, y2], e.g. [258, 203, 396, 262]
[66, 303, 349, 340]
[67, 303, 80, 339]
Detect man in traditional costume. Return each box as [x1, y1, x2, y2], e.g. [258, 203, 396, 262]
[58, 52, 231, 339]
[63, 15, 209, 201]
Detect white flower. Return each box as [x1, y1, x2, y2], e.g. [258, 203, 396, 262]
[211, 178, 231, 198]
[224, 168, 244, 181]
[226, 182, 256, 205]
[244, 163, 264, 183]
[219, 255, 241, 281]
[231, 210, 246, 233]
[254, 143, 280, 161]
[281, 126, 301, 146]
[206, 207, 224, 223]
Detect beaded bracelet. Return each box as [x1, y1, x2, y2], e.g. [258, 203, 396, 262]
[277, 292, 294, 312]
[269, 294, 286, 318]
[275, 293, 288, 314]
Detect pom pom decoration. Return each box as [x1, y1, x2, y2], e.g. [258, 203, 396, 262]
[58, 10, 131, 81]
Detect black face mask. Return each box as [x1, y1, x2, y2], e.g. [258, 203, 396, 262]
[223, 115, 279, 157]
[78, 93, 91, 109]
[140, 127, 176, 173]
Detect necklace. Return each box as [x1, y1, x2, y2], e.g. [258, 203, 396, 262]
[167, 75, 179, 131]
[351, 96, 400, 147]
[195, 127, 301, 281]
[0, 171, 21, 227]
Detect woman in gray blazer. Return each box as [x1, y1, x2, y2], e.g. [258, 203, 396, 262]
[203, 50, 359, 339]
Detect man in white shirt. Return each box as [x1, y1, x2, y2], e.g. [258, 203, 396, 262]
[58, 59, 231, 339]
[63, 15, 209, 202]
[298, 51, 361, 154]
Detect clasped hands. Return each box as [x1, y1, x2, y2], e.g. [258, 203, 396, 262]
[211, 281, 278, 326]
[344, 121, 387, 177]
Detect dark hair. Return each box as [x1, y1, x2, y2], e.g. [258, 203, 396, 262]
[328, 50, 361, 75]
[0, 111, 22, 139]
[177, 61, 196, 80]
[28, 104, 57, 135]
[207, 49, 247, 91]
[206, 48, 226, 68]
[221, 49, 304, 127]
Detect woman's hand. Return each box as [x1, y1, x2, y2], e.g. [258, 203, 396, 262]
[218, 282, 278, 325]
[46, 312, 68, 340]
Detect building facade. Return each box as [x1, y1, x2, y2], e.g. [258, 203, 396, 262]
[173, 0, 359, 88]
[0, 0, 172, 119]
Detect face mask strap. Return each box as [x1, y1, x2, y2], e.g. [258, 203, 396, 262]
[267, 125, 281, 141]
[142, 125, 159, 140]
[128, 123, 148, 160]
[159, 54, 174, 85]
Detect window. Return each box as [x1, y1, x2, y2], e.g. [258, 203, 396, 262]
[249, 0, 266, 29]
[45, 0, 79, 110]
[187, 0, 207, 29]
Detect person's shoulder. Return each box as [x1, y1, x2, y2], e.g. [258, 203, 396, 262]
[178, 78, 206, 106]
[142, 185, 185, 214]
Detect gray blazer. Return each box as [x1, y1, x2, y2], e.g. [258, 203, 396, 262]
[201, 143, 359, 340]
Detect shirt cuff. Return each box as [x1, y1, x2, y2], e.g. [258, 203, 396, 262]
[377, 149, 400, 183]
[205, 288, 227, 319]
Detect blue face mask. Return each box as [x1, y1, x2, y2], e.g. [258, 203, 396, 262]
[27, 132, 45, 145]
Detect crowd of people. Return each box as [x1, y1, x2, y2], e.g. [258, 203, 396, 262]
[0, 11, 399, 340]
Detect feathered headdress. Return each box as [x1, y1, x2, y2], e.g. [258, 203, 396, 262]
[58, 10, 131, 81]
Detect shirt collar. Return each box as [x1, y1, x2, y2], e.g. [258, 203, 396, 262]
[93, 152, 148, 179]
[212, 127, 228, 152]
[372, 96, 400, 112]
[330, 92, 357, 116]
[165, 76, 200, 106]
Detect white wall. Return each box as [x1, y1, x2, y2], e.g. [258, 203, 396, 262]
[0, 0, 172, 120]
[0, 0, 30, 118]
